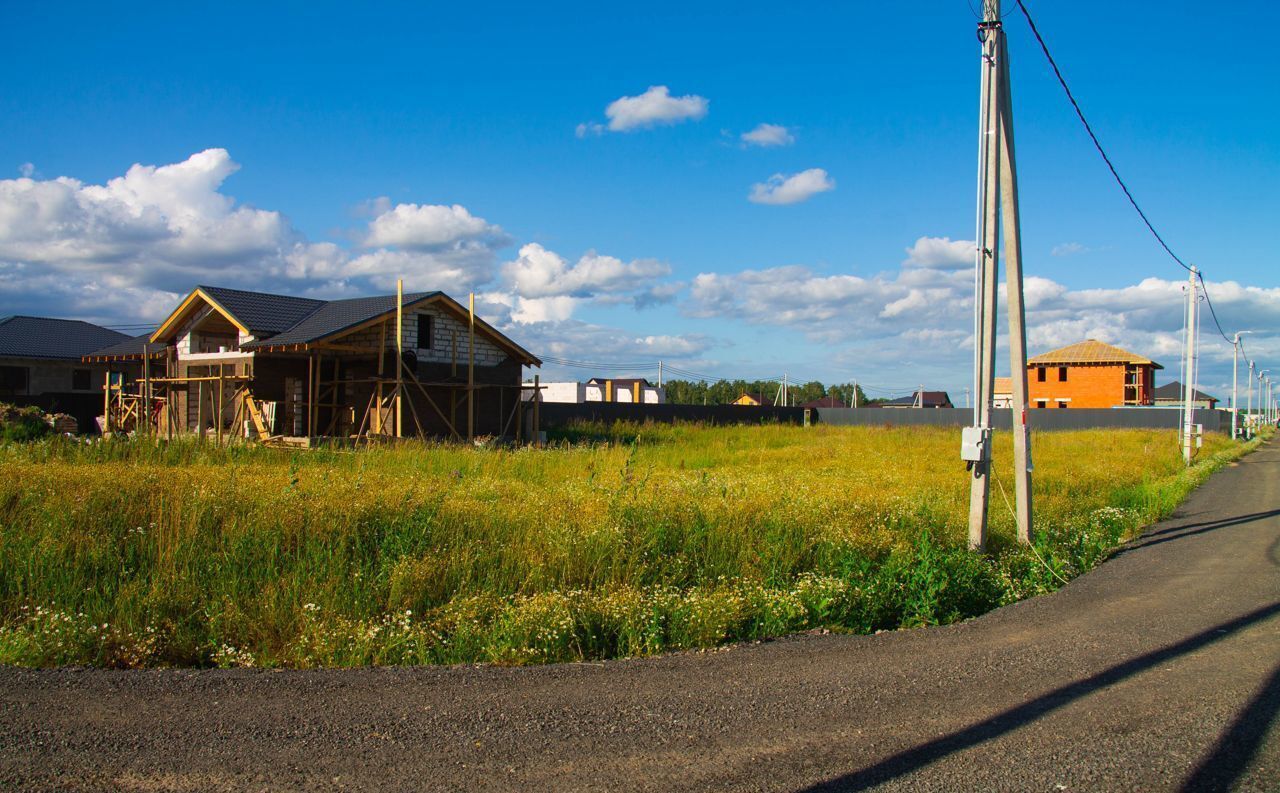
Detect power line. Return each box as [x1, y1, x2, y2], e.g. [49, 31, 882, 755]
[1014, 0, 1252, 355]
[1012, 0, 1192, 274]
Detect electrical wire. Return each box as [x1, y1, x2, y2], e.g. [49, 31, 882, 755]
[1014, 0, 1253, 360]
[1012, 0, 1192, 274]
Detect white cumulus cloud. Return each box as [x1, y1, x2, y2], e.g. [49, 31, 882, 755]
[748, 168, 835, 205]
[583, 86, 708, 134]
[740, 123, 795, 148]
[903, 236, 974, 269]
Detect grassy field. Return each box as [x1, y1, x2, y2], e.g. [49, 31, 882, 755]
[0, 423, 1260, 668]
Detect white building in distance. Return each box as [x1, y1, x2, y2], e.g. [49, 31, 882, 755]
[524, 377, 665, 404]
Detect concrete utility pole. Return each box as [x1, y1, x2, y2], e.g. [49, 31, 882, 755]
[1180, 267, 1200, 464]
[965, 0, 1033, 550]
[1247, 360, 1255, 434]
[657, 360, 663, 389]
[1231, 332, 1251, 439]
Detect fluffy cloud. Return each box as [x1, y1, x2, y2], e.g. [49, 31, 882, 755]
[1051, 241, 1090, 257]
[903, 236, 974, 269]
[363, 203, 509, 250]
[740, 123, 794, 148]
[0, 149, 510, 320]
[748, 168, 835, 205]
[501, 243, 671, 300]
[579, 86, 709, 136]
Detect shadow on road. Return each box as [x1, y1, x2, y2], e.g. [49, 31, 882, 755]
[1112, 509, 1280, 557]
[1179, 660, 1280, 793]
[799, 602, 1280, 792]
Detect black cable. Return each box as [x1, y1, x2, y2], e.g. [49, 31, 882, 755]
[1196, 272, 1235, 345]
[1012, 0, 1193, 275]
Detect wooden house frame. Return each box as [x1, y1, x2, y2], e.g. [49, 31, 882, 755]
[86, 283, 543, 445]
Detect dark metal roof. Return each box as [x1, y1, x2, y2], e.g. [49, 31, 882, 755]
[882, 390, 954, 408]
[241, 292, 436, 349]
[84, 333, 166, 361]
[1153, 381, 1219, 404]
[0, 315, 130, 360]
[586, 377, 654, 388]
[198, 285, 326, 337]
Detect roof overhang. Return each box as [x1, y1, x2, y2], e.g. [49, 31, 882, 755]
[151, 288, 250, 343]
[252, 293, 541, 366]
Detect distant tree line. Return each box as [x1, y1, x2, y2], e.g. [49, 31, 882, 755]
[662, 379, 877, 407]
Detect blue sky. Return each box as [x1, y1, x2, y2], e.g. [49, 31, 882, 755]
[1, 1, 1277, 400]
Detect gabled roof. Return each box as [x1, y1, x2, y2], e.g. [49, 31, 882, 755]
[801, 395, 851, 408]
[0, 315, 129, 360]
[994, 377, 1013, 395]
[84, 333, 166, 361]
[1029, 339, 1162, 369]
[734, 392, 776, 406]
[153, 286, 326, 341]
[1153, 381, 1219, 404]
[883, 390, 953, 408]
[151, 285, 540, 366]
[241, 292, 436, 349]
[586, 377, 655, 388]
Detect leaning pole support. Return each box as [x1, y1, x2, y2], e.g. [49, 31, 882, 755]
[963, 0, 1034, 551]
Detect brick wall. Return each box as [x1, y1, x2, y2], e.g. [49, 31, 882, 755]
[1027, 363, 1131, 408]
[340, 306, 509, 367]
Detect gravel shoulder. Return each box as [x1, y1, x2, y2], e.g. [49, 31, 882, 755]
[2, 440, 1278, 792]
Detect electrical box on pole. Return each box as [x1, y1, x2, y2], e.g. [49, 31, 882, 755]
[964, 0, 1034, 551]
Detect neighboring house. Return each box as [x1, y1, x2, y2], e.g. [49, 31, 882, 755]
[881, 390, 954, 409]
[525, 378, 665, 404]
[993, 377, 1013, 409]
[801, 395, 852, 408]
[1027, 339, 1161, 409]
[733, 393, 775, 407]
[119, 285, 539, 440]
[1152, 381, 1219, 410]
[0, 315, 135, 431]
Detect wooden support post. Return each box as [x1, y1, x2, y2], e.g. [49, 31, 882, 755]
[468, 292, 475, 441]
[142, 354, 151, 436]
[216, 364, 225, 446]
[103, 370, 112, 434]
[997, 32, 1033, 544]
[307, 355, 315, 438]
[396, 279, 403, 439]
[196, 377, 205, 441]
[533, 374, 541, 448]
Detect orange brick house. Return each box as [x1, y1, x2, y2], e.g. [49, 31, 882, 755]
[1026, 339, 1161, 409]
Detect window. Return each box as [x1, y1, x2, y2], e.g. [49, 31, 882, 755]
[72, 369, 91, 391]
[1057, 401, 1068, 409]
[0, 365, 28, 395]
[1035, 399, 1048, 409]
[1036, 367, 1046, 382]
[416, 314, 433, 350]
[1058, 366, 1068, 382]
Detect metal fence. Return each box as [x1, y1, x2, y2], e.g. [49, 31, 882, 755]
[536, 402, 1231, 433]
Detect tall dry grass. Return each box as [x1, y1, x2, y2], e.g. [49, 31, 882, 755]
[0, 423, 1258, 667]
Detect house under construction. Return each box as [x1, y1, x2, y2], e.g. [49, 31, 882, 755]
[85, 284, 542, 444]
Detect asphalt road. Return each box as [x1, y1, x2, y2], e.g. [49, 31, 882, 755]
[2, 441, 1278, 792]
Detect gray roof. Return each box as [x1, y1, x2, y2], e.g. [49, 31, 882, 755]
[883, 390, 954, 408]
[241, 292, 436, 349]
[1153, 381, 1218, 403]
[199, 285, 326, 337]
[0, 315, 130, 360]
[85, 333, 166, 360]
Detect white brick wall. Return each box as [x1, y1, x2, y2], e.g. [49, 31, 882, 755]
[339, 306, 509, 367]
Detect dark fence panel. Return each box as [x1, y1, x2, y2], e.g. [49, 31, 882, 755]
[537, 402, 808, 428]
[536, 401, 1231, 433]
[814, 406, 1229, 432]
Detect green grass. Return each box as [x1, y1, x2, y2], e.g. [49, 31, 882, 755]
[0, 423, 1264, 668]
